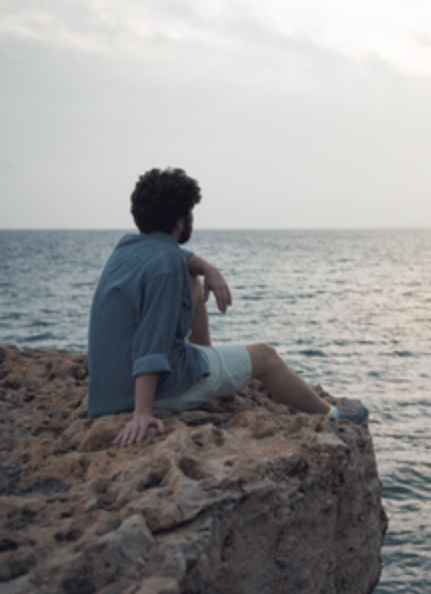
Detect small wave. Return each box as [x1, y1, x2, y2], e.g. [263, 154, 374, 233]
[18, 332, 57, 343]
[393, 351, 415, 357]
[299, 349, 327, 357]
[382, 483, 415, 501]
[71, 282, 94, 288]
[1, 312, 23, 321]
[27, 320, 53, 328]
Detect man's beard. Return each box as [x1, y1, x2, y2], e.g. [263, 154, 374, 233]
[178, 217, 192, 244]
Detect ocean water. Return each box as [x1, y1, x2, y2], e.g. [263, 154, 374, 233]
[1, 228, 430, 592]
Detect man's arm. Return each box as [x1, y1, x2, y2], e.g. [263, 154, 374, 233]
[113, 373, 164, 446]
[187, 254, 232, 314]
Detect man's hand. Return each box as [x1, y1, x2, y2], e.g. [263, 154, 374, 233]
[187, 254, 232, 314]
[202, 265, 232, 314]
[113, 413, 164, 447]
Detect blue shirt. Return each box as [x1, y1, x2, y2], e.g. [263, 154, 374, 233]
[87, 231, 209, 419]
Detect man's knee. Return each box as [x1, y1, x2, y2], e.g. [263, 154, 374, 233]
[189, 274, 204, 309]
[246, 342, 280, 379]
[188, 275, 211, 346]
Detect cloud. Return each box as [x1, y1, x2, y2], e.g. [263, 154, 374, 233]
[1, 0, 431, 77]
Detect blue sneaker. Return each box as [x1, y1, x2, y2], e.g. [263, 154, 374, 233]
[338, 405, 369, 425]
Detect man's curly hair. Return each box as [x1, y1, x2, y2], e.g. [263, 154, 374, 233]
[130, 168, 201, 234]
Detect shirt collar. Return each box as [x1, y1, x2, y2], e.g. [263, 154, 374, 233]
[146, 231, 178, 247]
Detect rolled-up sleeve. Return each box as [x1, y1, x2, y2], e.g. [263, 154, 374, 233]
[181, 248, 194, 260]
[131, 271, 184, 378]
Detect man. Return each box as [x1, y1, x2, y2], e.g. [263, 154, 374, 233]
[88, 167, 368, 446]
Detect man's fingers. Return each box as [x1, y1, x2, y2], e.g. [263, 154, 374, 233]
[121, 421, 137, 446]
[119, 430, 128, 447]
[123, 425, 135, 447]
[216, 296, 226, 314]
[223, 286, 232, 307]
[214, 285, 232, 313]
[136, 420, 149, 442]
[128, 420, 143, 445]
[216, 295, 226, 313]
[114, 416, 163, 447]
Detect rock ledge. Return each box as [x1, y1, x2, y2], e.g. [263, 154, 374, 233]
[0, 345, 387, 594]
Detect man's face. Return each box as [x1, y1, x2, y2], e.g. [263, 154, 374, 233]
[178, 209, 194, 244]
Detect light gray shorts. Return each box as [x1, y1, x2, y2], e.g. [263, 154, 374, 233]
[155, 344, 252, 412]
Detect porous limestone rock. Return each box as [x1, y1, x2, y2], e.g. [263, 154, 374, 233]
[0, 344, 387, 594]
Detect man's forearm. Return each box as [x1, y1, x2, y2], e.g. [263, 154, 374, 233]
[134, 373, 159, 416]
[187, 254, 215, 276]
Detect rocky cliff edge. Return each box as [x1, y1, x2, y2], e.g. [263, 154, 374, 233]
[0, 345, 387, 594]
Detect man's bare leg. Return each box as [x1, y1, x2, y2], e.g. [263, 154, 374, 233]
[246, 343, 330, 415]
[189, 275, 211, 346]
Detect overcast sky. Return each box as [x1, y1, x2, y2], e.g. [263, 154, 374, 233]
[1, 0, 431, 229]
